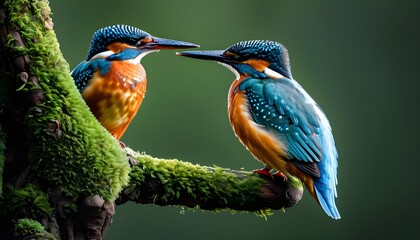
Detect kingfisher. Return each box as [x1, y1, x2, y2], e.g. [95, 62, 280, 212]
[71, 25, 198, 140]
[178, 40, 340, 219]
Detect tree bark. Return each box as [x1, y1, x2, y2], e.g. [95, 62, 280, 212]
[0, 0, 303, 239]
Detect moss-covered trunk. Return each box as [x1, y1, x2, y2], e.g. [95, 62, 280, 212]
[0, 1, 302, 239]
[0, 0, 130, 238]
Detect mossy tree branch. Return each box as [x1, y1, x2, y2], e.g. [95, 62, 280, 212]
[118, 149, 303, 215]
[0, 0, 303, 239]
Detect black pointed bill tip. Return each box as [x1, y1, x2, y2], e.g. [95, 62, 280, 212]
[176, 50, 229, 62]
[147, 37, 199, 50]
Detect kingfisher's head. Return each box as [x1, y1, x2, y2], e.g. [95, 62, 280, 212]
[86, 25, 199, 62]
[177, 40, 292, 79]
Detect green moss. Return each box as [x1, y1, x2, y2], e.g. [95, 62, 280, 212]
[15, 218, 45, 235]
[15, 218, 56, 240]
[286, 174, 304, 190]
[3, 0, 130, 201]
[0, 184, 53, 219]
[126, 149, 272, 217]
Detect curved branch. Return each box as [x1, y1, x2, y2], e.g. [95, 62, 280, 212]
[117, 149, 303, 214]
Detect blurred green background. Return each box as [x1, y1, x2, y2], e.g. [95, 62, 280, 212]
[50, 0, 419, 239]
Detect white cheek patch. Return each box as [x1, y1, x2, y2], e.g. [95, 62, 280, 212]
[264, 67, 284, 79]
[218, 62, 240, 80]
[216, 62, 284, 81]
[90, 50, 114, 60]
[128, 49, 160, 64]
[91, 49, 160, 64]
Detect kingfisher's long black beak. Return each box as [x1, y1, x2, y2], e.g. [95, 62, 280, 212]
[176, 50, 230, 63]
[147, 37, 199, 50]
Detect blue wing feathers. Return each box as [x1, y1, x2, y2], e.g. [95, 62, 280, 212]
[275, 100, 286, 115]
[245, 78, 322, 164]
[71, 59, 110, 92]
[71, 61, 95, 92]
[296, 113, 312, 135]
[292, 128, 321, 161]
[287, 132, 313, 162]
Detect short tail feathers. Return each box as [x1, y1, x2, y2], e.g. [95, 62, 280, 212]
[312, 109, 340, 219]
[314, 179, 341, 219]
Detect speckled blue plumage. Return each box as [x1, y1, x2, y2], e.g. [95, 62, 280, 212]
[239, 78, 322, 162]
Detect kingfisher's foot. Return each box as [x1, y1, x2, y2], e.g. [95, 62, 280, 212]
[253, 166, 272, 177]
[274, 171, 288, 182]
[128, 155, 139, 167]
[253, 167, 288, 182]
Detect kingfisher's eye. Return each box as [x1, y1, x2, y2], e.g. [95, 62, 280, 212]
[224, 51, 241, 60]
[136, 37, 153, 47]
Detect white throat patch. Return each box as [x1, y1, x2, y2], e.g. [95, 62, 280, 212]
[128, 49, 160, 64]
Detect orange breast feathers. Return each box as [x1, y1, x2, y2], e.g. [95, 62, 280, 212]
[81, 61, 147, 140]
[227, 78, 315, 192]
